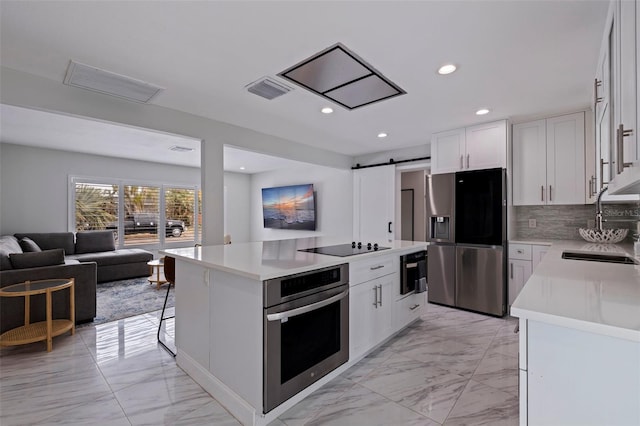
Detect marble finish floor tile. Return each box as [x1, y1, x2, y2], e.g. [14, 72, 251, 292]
[304, 382, 440, 426]
[1, 302, 520, 426]
[357, 353, 468, 423]
[444, 380, 519, 425]
[471, 350, 519, 396]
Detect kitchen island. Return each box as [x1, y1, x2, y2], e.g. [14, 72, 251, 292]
[161, 237, 428, 426]
[510, 240, 640, 426]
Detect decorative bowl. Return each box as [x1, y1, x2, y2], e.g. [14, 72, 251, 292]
[578, 228, 629, 244]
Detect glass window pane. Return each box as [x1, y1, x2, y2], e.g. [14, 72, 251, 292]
[164, 187, 195, 242]
[123, 185, 160, 246]
[74, 183, 119, 234]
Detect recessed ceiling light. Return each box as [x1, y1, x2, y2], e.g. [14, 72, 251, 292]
[239, 166, 246, 170]
[321, 107, 334, 114]
[476, 108, 490, 115]
[378, 132, 388, 138]
[437, 64, 457, 75]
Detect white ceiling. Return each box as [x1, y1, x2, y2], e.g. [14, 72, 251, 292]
[0, 1, 609, 163]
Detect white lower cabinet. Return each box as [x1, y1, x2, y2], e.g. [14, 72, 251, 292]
[519, 319, 640, 426]
[508, 243, 549, 309]
[393, 291, 426, 332]
[175, 261, 211, 369]
[349, 275, 394, 361]
[508, 259, 532, 308]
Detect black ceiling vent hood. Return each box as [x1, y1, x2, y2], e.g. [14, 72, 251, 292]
[278, 42, 406, 110]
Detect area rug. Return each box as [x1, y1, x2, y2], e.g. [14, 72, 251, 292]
[94, 277, 174, 324]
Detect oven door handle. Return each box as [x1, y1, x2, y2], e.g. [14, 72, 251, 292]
[266, 290, 349, 322]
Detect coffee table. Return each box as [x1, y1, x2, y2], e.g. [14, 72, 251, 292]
[0, 278, 75, 352]
[148, 258, 167, 289]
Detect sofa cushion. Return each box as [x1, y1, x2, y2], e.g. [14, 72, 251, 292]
[75, 231, 116, 254]
[14, 233, 75, 255]
[19, 237, 42, 253]
[9, 249, 65, 269]
[0, 235, 23, 270]
[67, 248, 153, 267]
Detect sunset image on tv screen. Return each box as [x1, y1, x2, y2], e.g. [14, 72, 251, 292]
[262, 184, 316, 230]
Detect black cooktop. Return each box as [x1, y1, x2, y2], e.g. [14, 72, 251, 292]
[299, 243, 390, 257]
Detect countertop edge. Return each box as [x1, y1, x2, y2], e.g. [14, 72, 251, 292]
[161, 240, 428, 282]
[511, 306, 640, 343]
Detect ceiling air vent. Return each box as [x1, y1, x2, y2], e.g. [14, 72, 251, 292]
[246, 77, 292, 100]
[63, 61, 164, 103]
[169, 145, 194, 152]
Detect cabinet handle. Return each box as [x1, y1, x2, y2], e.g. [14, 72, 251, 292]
[594, 78, 603, 105]
[378, 284, 382, 307]
[541, 185, 544, 202]
[588, 177, 592, 198]
[549, 185, 552, 202]
[460, 155, 463, 169]
[409, 304, 420, 311]
[466, 154, 470, 168]
[617, 124, 634, 174]
[373, 286, 378, 308]
[370, 265, 384, 270]
[388, 221, 393, 233]
[510, 262, 513, 279]
[517, 249, 523, 254]
[600, 158, 609, 187]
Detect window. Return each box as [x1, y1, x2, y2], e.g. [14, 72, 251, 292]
[72, 178, 199, 248]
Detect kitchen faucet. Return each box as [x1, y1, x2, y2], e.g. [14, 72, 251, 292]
[595, 186, 608, 232]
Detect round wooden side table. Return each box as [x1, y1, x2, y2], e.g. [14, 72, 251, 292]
[0, 278, 75, 352]
[148, 258, 167, 289]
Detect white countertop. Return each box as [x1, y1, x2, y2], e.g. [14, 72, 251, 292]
[161, 237, 427, 281]
[511, 240, 640, 342]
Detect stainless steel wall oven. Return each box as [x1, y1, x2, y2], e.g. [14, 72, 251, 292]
[263, 263, 349, 413]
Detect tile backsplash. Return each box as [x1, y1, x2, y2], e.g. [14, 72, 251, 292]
[513, 203, 640, 241]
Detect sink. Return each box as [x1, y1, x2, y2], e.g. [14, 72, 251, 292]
[561, 251, 638, 265]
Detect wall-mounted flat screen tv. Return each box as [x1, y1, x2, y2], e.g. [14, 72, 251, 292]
[262, 183, 316, 230]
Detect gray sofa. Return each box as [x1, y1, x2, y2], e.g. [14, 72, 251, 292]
[14, 231, 154, 283]
[0, 231, 153, 334]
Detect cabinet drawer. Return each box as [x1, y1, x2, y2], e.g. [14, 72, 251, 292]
[509, 243, 532, 260]
[394, 291, 425, 331]
[350, 256, 396, 285]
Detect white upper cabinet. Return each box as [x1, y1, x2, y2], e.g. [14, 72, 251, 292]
[604, 0, 640, 194]
[512, 120, 547, 205]
[431, 120, 507, 175]
[512, 112, 586, 206]
[546, 113, 586, 205]
[353, 165, 395, 243]
[430, 128, 465, 174]
[617, 0, 637, 169]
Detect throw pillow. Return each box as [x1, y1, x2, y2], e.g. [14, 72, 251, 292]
[0, 235, 23, 270]
[9, 248, 65, 269]
[19, 237, 42, 253]
[75, 231, 115, 254]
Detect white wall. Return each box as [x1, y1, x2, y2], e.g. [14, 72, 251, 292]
[401, 170, 426, 241]
[250, 165, 353, 241]
[0, 67, 352, 244]
[354, 144, 430, 167]
[0, 143, 200, 234]
[223, 171, 251, 244]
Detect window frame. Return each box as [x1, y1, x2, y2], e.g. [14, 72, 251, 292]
[69, 175, 200, 249]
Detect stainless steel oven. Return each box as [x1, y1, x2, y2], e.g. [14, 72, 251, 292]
[263, 263, 349, 413]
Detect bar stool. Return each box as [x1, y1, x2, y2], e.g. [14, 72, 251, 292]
[157, 256, 176, 357]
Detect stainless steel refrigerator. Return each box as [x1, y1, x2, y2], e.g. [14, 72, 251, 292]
[427, 168, 506, 316]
